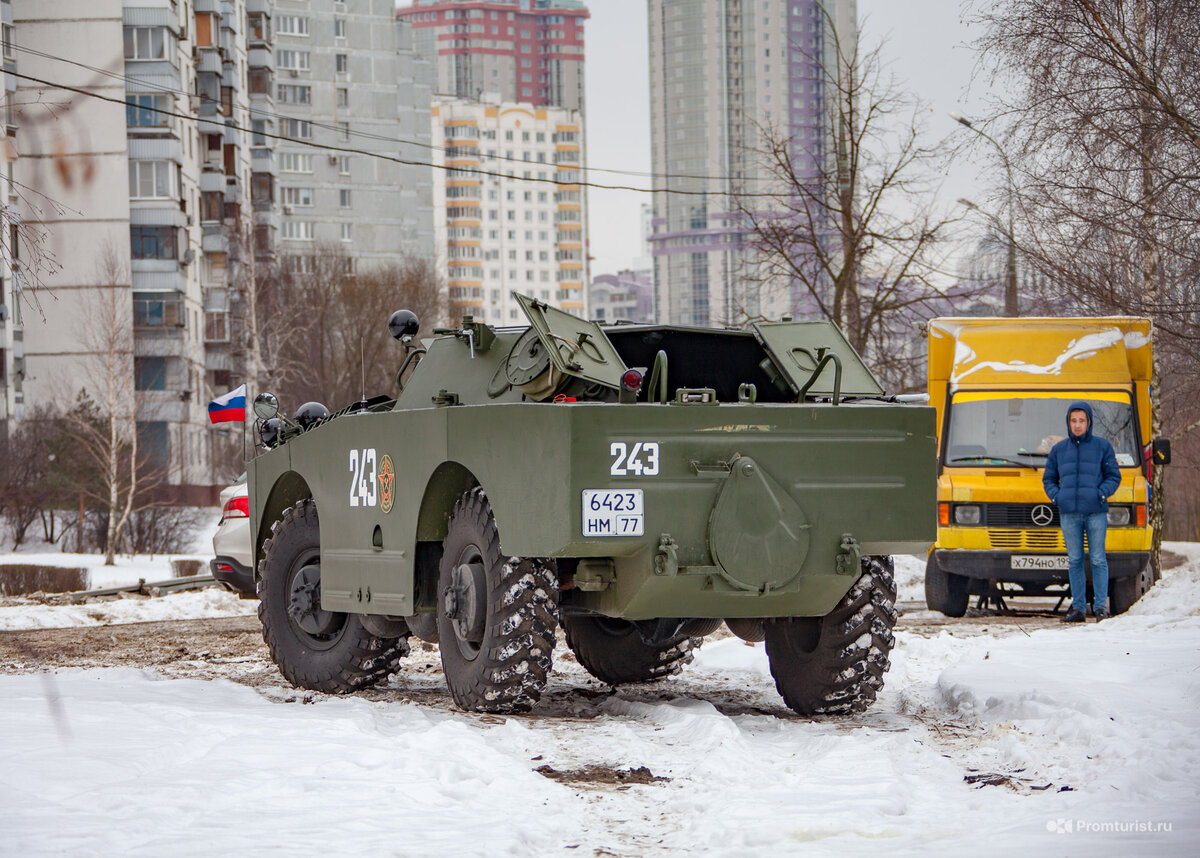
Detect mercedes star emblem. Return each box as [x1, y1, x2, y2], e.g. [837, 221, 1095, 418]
[1031, 504, 1054, 527]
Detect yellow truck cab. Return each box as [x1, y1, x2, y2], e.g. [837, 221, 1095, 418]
[926, 317, 1167, 616]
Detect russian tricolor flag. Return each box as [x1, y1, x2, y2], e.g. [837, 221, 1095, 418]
[208, 384, 247, 424]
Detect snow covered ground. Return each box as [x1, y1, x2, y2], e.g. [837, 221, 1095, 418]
[2, 545, 1198, 856]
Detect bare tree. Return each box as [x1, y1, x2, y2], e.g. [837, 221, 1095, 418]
[63, 244, 138, 564]
[973, 0, 1200, 545]
[267, 245, 444, 409]
[735, 25, 960, 390]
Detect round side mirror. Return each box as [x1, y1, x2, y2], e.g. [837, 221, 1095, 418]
[253, 392, 280, 420]
[388, 309, 420, 341]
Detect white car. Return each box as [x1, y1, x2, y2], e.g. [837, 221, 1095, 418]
[210, 477, 256, 597]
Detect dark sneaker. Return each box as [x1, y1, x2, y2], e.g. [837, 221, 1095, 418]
[1094, 607, 1110, 622]
[1060, 607, 1086, 623]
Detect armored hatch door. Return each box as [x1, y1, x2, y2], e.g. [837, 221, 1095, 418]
[513, 291, 628, 389]
[752, 321, 885, 398]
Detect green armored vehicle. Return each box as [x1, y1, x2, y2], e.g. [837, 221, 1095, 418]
[248, 294, 936, 716]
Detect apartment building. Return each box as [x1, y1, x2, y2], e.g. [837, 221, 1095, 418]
[272, 0, 434, 276]
[432, 94, 585, 323]
[13, 0, 216, 489]
[397, 0, 588, 111]
[648, 0, 856, 326]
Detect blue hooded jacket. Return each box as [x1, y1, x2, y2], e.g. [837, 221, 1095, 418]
[1042, 401, 1122, 515]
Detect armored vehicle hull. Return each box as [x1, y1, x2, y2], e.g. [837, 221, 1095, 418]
[249, 297, 936, 715]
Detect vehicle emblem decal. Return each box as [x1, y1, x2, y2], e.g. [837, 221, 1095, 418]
[1031, 504, 1054, 527]
[378, 453, 395, 513]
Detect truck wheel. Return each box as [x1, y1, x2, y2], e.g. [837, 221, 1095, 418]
[924, 555, 969, 617]
[1110, 557, 1156, 615]
[258, 500, 409, 693]
[764, 556, 898, 716]
[436, 488, 558, 713]
[562, 616, 699, 685]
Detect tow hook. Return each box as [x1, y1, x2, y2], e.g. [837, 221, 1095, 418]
[835, 534, 861, 575]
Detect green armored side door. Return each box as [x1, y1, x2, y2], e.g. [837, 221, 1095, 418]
[753, 321, 885, 399]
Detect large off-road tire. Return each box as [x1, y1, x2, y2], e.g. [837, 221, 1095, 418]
[562, 615, 700, 685]
[764, 555, 898, 716]
[1110, 556, 1157, 615]
[924, 554, 969, 617]
[436, 488, 557, 713]
[258, 500, 409, 693]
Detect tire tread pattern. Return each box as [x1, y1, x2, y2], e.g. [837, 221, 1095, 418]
[764, 556, 898, 716]
[441, 489, 558, 713]
[562, 616, 700, 685]
[258, 500, 409, 694]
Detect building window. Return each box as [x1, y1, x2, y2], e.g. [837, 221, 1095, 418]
[276, 50, 310, 71]
[251, 119, 267, 147]
[339, 122, 350, 141]
[204, 310, 229, 343]
[124, 27, 167, 60]
[282, 187, 314, 207]
[281, 221, 314, 240]
[130, 226, 176, 260]
[126, 94, 170, 128]
[133, 292, 182, 326]
[334, 17, 346, 38]
[134, 357, 167, 391]
[128, 161, 174, 199]
[339, 189, 351, 208]
[336, 54, 349, 74]
[340, 223, 352, 242]
[1, 23, 12, 61]
[282, 118, 312, 139]
[337, 155, 351, 175]
[336, 87, 349, 107]
[137, 422, 169, 467]
[281, 152, 313, 173]
[276, 84, 311, 104]
[276, 15, 310, 36]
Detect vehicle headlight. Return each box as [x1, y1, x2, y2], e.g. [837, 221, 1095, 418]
[954, 504, 982, 525]
[1107, 506, 1131, 526]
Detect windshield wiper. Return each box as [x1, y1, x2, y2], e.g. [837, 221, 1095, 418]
[949, 456, 1037, 467]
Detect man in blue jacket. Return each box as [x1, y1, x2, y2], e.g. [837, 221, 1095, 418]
[1043, 402, 1123, 622]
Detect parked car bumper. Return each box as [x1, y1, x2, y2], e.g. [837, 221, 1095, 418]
[210, 556, 256, 598]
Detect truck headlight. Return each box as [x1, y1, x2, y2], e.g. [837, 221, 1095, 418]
[954, 504, 982, 525]
[1107, 506, 1131, 526]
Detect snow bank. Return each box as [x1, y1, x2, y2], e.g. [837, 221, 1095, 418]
[0, 588, 255, 631]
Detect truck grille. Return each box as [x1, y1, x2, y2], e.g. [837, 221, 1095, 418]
[984, 503, 1061, 528]
[989, 529, 1065, 550]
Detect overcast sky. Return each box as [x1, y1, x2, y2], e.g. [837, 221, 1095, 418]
[583, 0, 1002, 277]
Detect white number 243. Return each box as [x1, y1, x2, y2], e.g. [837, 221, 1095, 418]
[610, 441, 660, 477]
[349, 448, 378, 508]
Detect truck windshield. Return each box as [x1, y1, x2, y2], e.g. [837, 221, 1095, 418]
[945, 395, 1139, 468]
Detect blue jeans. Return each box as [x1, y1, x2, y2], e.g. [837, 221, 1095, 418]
[1060, 511, 1109, 612]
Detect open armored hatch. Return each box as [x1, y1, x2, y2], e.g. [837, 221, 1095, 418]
[510, 292, 884, 402]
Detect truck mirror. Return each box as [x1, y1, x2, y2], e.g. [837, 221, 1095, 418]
[1152, 437, 1172, 465]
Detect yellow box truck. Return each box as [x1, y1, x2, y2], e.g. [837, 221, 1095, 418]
[926, 317, 1170, 616]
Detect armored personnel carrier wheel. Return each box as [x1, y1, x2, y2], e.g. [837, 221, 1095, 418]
[764, 556, 898, 716]
[562, 616, 700, 685]
[258, 500, 410, 693]
[924, 555, 969, 617]
[436, 488, 558, 712]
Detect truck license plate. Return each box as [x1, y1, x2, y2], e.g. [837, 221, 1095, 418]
[582, 489, 644, 537]
[1010, 555, 1069, 570]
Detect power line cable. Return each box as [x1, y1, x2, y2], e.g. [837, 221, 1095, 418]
[12, 67, 787, 197]
[8, 40, 787, 187]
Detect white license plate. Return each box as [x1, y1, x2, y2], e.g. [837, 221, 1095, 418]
[1010, 555, 1069, 570]
[582, 489, 644, 537]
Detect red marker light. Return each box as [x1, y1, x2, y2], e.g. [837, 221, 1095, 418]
[621, 369, 643, 392]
